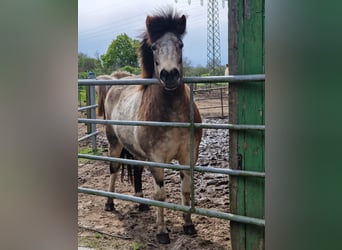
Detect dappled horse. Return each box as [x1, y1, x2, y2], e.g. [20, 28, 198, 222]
[103, 9, 202, 244]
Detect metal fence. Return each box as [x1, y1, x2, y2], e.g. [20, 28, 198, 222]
[194, 86, 229, 118]
[77, 74, 265, 227]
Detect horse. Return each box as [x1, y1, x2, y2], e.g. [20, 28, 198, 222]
[96, 72, 149, 211]
[103, 9, 202, 244]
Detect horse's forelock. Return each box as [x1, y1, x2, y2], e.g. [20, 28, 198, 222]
[145, 10, 186, 43]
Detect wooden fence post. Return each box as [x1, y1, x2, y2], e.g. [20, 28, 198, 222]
[229, 0, 265, 249]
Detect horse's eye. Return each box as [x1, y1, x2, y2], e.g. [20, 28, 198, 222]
[151, 44, 157, 51]
[179, 42, 184, 49]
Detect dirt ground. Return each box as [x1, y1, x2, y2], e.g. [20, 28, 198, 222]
[78, 88, 232, 249]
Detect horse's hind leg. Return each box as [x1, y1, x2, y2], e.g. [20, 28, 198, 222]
[104, 125, 123, 211]
[133, 166, 149, 211]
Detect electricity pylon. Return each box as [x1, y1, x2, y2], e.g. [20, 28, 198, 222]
[175, 0, 226, 71]
[207, 0, 221, 70]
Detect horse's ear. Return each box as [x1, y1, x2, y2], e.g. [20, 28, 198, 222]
[146, 16, 152, 32]
[176, 15, 187, 35]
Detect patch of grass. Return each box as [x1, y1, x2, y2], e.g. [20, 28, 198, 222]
[78, 235, 129, 249]
[79, 236, 101, 249]
[78, 147, 105, 165]
[78, 86, 87, 106]
[78, 86, 99, 108]
[132, 240, 146, 250]
[79, 147, 104, 155]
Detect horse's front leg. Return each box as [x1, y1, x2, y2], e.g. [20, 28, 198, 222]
[180, 169, 197, 235]
[104, 126, 123, 211]
[150, 167, 170, 244]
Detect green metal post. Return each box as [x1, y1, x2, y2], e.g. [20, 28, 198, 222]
[229, 0, 265, 249]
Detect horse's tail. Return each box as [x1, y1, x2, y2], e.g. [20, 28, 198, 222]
[97, 85, 107, 118]
[120, 148, 135, 184]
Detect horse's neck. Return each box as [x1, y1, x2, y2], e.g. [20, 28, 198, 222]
[138, 84, 189, 122]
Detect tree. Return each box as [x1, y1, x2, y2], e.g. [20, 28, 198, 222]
[78, 52, 103, 75]
[101, 34, 139, 72]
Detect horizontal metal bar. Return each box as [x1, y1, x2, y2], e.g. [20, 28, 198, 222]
[78, 153, 189, 171]
[193, 86, 228, 92]
[194, 165, 265, 178]
[186, 75, 265, 83]
[196, 96, 228, 101]
[78, 118, 189, 128]
[78, 74, 265, 86]
[78, 118, 265, 131]
[78, 131, 99, 142]
[78, 154, 265, 178]
[198, 105, 229, 110]
[78, 104, 98, 112]
[195, 123, 265, 130]
[78, 187, 265, 227]
[196, 98, 228, 102]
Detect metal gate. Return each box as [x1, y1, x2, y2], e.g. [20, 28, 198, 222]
[78, 74, 265, 246]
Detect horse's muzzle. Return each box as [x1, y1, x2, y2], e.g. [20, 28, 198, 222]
[160, 69, 182, 91]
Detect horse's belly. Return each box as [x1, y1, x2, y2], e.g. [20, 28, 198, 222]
[108, 86, 145, 158]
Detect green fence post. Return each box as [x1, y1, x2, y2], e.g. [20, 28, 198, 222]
[229, 0, 265, 249]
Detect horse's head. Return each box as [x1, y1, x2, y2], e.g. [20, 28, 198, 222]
[144, 12, 186, 91]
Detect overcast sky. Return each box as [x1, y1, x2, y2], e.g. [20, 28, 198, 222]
[78, 0, 228, 67]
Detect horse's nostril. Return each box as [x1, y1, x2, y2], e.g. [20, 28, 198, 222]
[160, 69, 168, 81]
[171, 69, 180, 79]
[160, 69, 168, 78]
[160, 69, 180, 83]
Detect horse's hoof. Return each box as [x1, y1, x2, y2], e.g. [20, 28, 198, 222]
[138, 203, 150, 211]
[104, 202, 114, 211]
[156, 233, 170, 244]
[183, 224, 197, 235]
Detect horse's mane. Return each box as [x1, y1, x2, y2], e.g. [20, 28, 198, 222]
[138, 9, 186, 80]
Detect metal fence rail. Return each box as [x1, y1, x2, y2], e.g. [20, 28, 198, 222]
[77, 74, 265, 227]
[78, 153, 265, 178]
[78, 104, 98, 112]
[78, 118, 265, 131]
[78, 74, 265, 86]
